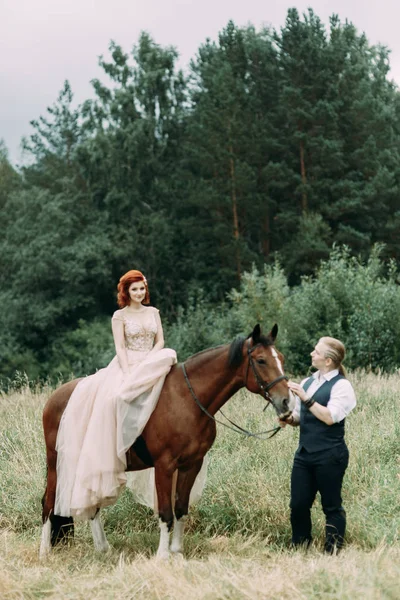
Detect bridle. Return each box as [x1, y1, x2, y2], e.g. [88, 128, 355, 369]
[244, 340, 289, 407]
[181, 339, 289, 440]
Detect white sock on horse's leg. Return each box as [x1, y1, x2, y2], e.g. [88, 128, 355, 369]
[90, 512, 110, 552]
[170, 515, 187, 554]
[156, 519, 170, 559]
[39, 518, 52, 560]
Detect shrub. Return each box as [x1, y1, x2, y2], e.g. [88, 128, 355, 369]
[164, 289, 239, 362]
[45, 317, 115, 379]
[284, 245, 400, 372]
[165, 245, 400, 374]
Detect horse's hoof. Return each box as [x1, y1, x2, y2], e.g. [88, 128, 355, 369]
[39, 547, 51, 561]
[95, 542, 110, 553]
[39, 519, 52, 560]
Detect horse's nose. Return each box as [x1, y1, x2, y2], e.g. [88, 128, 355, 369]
[282, 398, 289, 411]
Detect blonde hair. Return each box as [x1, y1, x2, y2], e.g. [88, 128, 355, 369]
[319, 336, 347, 377]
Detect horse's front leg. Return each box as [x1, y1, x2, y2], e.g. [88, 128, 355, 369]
[170, 459, 203, 555]
[90, 511, 110, 552]
[154, 465, 175, 559]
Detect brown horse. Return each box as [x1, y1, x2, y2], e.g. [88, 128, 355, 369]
[40, 324, 293, 559]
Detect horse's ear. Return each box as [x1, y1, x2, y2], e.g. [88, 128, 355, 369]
[269, 324, 278, 342]
[251, 324, 261, 343]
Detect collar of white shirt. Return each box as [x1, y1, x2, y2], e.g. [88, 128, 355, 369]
[313, 369, 339, 383]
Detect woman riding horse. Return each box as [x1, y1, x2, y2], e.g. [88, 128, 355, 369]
[41, 270, 294, 558]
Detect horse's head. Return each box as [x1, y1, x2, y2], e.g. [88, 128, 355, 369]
[229, 324, 294, 420]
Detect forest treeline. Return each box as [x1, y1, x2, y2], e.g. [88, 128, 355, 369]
[1, 8, 400, 381]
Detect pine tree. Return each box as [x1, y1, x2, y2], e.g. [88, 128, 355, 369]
[0, 141, 21, 210]
[183, 22, 273, 292]
[77, 34, 188, 310]
[22, 80, 84, 191]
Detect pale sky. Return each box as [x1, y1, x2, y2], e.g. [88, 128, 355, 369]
[1, 0, 400, 165]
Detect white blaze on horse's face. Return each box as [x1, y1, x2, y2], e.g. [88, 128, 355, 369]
[256, 344, 294, 415]
[271, 347, 284, 375]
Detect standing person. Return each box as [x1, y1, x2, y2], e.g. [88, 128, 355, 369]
[282, 337, 356, 554]
[55, 270, 177, 519]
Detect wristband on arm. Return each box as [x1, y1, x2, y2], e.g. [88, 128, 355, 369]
[303, 396, 315, 409]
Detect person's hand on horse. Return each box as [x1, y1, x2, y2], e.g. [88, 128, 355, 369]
[278, 411, 295, 427]
[288, 380, 308, 402]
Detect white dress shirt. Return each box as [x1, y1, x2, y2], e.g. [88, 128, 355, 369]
[292, 369, 356, 424]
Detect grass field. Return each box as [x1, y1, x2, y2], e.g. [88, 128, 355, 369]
[0, 372, 399, 599]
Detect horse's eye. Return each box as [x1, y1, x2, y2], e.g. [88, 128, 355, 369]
[257, 358, 266, 365]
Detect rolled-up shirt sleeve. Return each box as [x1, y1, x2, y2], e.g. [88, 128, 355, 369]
[327, 379, 357, 423]
[291, 393, 301, 421]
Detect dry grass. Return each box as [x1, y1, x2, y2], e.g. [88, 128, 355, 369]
[0, 532, 399, 599]
[0, 372, 399, 598]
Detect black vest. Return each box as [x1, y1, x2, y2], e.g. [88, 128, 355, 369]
[298, 373, 345, 453]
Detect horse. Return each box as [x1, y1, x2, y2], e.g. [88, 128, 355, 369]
[40, 324, 294, 559]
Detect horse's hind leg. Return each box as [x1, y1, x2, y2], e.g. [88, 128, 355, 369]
[40, 450, 57, 559]
[90, 511, 110, 552]
[40, 449, 74, 559]
[39, 510, 52, 560]
[154, 465, 175, 559]
[170, 460, 203, 555]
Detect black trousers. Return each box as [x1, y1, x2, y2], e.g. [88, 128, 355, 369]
[290, 444, 349, 553]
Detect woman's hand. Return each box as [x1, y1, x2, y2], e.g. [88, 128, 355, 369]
[288, 381, 309, 402]
[278, 414, 298, 428]
[289, 380, 334, 425]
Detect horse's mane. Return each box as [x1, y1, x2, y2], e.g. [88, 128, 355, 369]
[185, 344, 226, 363]
[183, 332, 274, 369]
[228, 333, 274, 368]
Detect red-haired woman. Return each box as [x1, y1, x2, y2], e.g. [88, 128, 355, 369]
[54, 270, 177, 519]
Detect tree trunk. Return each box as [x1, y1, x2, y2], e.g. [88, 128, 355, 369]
[229, 155, 240, 242]
[262, 211, 270, 257]
[229, 150, 241, 280]
[299, 140, 308, 213]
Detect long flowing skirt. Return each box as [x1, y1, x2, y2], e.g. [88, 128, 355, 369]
[55, 348, 177, 519]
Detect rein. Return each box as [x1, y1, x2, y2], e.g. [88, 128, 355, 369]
[181, 341, 288, 440]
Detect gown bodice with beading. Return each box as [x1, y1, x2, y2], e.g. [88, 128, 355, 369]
[122, 310, 158, 353]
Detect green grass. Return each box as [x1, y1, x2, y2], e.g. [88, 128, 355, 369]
[0, 373, 399, 598]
